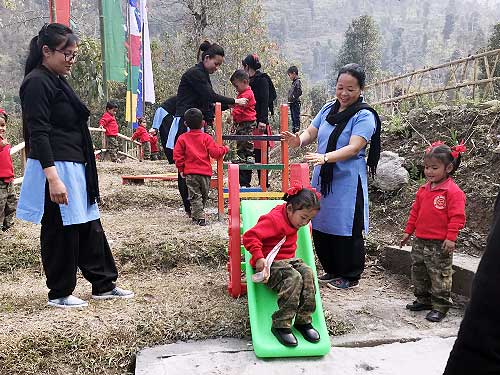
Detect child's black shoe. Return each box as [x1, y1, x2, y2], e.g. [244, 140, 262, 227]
[406, 301, 433, 311]
[294, 323, 320, 343]
[425, 310, 446, 322]
[271, 327, 298, 347]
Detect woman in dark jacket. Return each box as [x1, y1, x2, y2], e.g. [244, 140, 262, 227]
[241, 54, 274, 187]
[166, 41, 247, 216]
[17, 23, 133, 308]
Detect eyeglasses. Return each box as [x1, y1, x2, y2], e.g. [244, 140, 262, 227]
[54, 49, 78, 62]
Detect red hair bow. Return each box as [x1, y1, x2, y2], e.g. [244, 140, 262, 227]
[309, 187, 322, 200]
[286, 184, 301, 196]
[425, 140, 445, 154]
[451, 140, 466, 159]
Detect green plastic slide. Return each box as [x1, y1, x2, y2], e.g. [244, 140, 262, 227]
[240, 200, 331, 358]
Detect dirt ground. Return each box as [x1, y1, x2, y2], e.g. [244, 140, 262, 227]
[0, 157, 469, 374]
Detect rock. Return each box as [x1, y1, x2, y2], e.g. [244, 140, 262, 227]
[372, 151, 409, 191]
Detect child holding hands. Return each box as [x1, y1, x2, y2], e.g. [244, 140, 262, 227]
[131, 117, 151, 160]
[401, 141, 466, 322]
[243, 186, 321, 347]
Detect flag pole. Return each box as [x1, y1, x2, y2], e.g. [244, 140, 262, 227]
[97, 0, 109, 102]
[126, 0, 133, 129]
[49, 0, 57, 23]
[141, 0, 146, 117]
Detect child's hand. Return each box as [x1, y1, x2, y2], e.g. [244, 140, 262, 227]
[0, 138, 8, 147]
[400, 233, 411, 248]
[235, 98, 249, 106]
[442, 239, 455, 254]
[255, 258, 267, 272]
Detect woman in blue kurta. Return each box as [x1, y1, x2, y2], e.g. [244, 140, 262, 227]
[282, 64, 381, 289]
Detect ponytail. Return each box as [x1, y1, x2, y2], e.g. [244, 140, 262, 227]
[25, 36, 43, 76]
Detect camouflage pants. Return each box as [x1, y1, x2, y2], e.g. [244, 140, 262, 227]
[0, 181, 16, 230]
[267, 258, 316, 328]
[235, 121, 255, 159]
[106, 135, 119, 162]
[411, 238, 453, 313]
[150, 152, 159, 161]
[142, 141, 151, 160]
[185, 174, 210, 220]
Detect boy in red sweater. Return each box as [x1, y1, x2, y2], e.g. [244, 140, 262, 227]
[131, 117, 151, 161]
[173, 108, 229, 226]
[0, 108, 16, 231]
[401, 141, 466, 323]
[149, 128, 159, 161]
[99, 101, 120, 162]
[243, 186, 321, 347]
[229, 69, 257, 164]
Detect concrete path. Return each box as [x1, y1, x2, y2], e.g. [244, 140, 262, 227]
[135, 336, 456, 375]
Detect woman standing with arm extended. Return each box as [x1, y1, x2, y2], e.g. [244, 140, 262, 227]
[282, 63, 381, 290]
[17, 23, 133, 308]
[166, 41, 247, 217]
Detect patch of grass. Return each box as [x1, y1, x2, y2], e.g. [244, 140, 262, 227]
[324, 310, 354, 336]
[0, 231, 40, 273]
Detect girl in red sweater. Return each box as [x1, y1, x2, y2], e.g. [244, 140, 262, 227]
[243, 186, 321, 347]
[0, 108, 16, 231]
[401, 141, 466, 323]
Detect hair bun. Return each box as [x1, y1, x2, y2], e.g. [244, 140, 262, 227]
[242, 54, 261, 70]
[199, 40, 211, 52]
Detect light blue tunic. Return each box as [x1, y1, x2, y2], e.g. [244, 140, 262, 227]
[310, 102, 376, 236]
[16, 159, 100, 226]
[152, 106, 169, 130]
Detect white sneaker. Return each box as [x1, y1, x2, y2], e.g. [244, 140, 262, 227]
[92, 287, 134, 300]
[48, 295, 88, 309]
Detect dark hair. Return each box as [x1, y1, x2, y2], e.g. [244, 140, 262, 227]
[184, 108, 203, 129]
[336, 63, 366, 89]
[0, 109, 8, 122]
[25, 23, 78, 76]
[283, 188, 321, 212]
[424, 144, 461, 175]
[197, 40, 225, 61]
[242, 54, 261, 71]
[106, 101, 118, 110]
[287, 66, 299, 75]
[137, 117, 145, 125]
[230, 69, 249, 83]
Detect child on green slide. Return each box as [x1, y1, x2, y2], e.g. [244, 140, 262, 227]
[243, 185, 321, 347]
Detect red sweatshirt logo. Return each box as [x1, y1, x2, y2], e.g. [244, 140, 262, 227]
[434, 195, 446, 210]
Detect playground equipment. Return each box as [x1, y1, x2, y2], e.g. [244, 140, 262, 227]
[216, 103, 330, 358]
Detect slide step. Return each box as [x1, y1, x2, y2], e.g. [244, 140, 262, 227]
[223, 163, 284, 170]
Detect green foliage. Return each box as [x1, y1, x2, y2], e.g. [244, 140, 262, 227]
[333, 15, 381, 86]
[309, 83, 330, 116]
[67, 37, 104, 114]
[385, 113, 411, 138]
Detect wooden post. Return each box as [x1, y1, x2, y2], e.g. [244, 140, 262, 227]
[215, 103, 224, 220]
[260, 141, 267, 192]
[280, 104, 289, 193]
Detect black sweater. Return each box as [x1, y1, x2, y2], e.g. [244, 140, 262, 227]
[175, 62, 234, 120]
[20, 66, 85, 169]
[444, 192, 500, 374]
[249, 71, 270, 124]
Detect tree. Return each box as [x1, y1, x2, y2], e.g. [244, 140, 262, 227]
[442, 14, 455, 41]
[334, 15, 381, 85]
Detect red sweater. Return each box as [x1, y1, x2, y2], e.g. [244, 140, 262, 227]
[131, 125, 150, 143]
[0, 143, 14, 183]
[243, 204, 299, 267]
[99, 111, 119, 136]
[150, 134, 159, 153]
[232, 86, 256, 123]
[404, 178, 466, 241]
[173, 129, 229, 176]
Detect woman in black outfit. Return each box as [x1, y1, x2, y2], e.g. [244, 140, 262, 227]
[166, 41, 247, 216]
[16, 23, 133, 308]
[241, 54, 274, 187]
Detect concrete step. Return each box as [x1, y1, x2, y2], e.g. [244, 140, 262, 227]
[379, 245, 480, 297]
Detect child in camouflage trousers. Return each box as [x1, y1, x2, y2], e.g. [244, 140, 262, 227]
[0, 108, 16, 231]
[243, 186, 321, 347]
[401, 141, 467, 323]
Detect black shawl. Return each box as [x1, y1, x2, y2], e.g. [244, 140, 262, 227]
[319, 97, 381, 197]
[59, 77, 100, 204]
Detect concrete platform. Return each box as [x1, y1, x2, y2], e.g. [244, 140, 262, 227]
[379, 246, 480, 297]
[135, 336, 456, 375]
